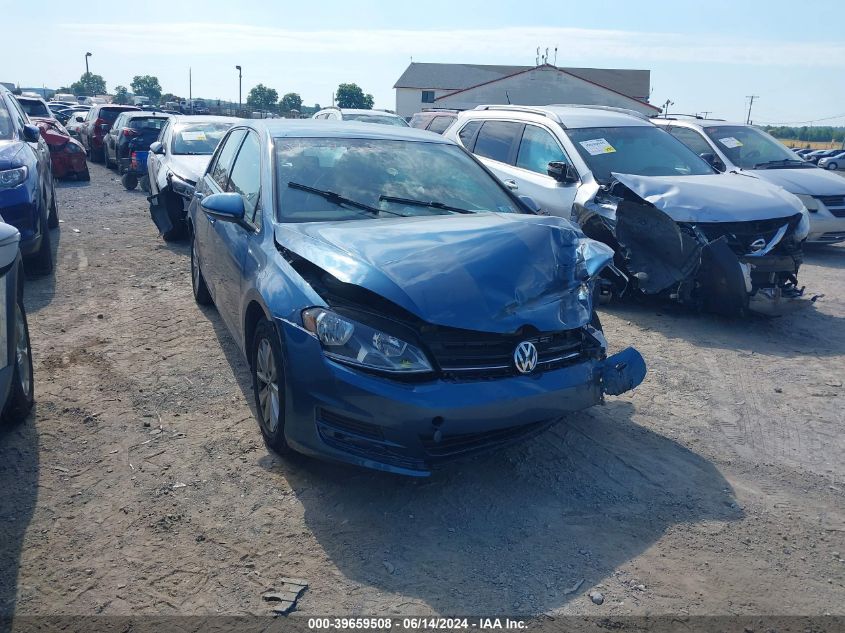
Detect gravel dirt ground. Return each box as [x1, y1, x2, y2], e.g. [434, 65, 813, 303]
[0, 163, 843, 620]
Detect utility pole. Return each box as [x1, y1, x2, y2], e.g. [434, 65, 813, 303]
[235, 65, 242, 112]
[746, 95, 759, 124]
[189, 67, 193, 114]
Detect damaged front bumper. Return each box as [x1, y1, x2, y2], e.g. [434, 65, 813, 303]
[278, 319, 646, 476]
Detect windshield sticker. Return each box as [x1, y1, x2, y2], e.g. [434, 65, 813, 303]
[718, 136, 743, 149]
[579, 138, 617, 156]
[181, 131, 207, 142]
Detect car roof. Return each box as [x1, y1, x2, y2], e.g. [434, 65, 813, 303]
[255, 120, 451, 143]
[462, 104, 654, 129]
[341, 109, 402, 116]
[170, 115, 237, 125]
[652, 117, 749, 129]
[122, 111, 171, 118]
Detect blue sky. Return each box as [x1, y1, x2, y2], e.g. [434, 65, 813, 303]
[4, 0, 845, 124]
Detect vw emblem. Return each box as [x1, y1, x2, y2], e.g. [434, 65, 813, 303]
[749, 238, 767, 253]
[513, 341, 539, 375]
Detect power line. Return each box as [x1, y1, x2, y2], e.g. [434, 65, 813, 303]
[754, 112, 845, 126]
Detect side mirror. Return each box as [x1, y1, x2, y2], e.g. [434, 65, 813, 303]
[149, 141, 165, 155]
[518, 195, 541, 214]
[700, 152, 726, 172]
[22, 124, 41, 143]
[201, 192, 245, 222]
[547, 161, 579, 184]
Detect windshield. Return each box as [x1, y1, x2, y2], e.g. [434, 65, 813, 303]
[18, 99, 51, 118]
[566, 125, 714, 183]
[342, 113, 409, 127]
[701, 125, 809, 169]
[275, 138, 520, 222]
[171, 122, 232, 155]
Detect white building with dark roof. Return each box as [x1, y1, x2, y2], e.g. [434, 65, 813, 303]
[393, 62, 657, 118]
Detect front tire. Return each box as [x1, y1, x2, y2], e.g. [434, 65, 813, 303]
[2, 297, 35, 424]
[828, 162, 839, 171]
[251, 319, 290, 453]
[190, 231, 212, 305]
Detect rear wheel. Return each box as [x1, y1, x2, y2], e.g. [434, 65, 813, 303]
[121, 174, 138, 190]
[47, 181, 59, 228]
[78, 169, 90, 182]
[1, 297, 35, 425]
[190, 231, 212, 306]
[25, 211, 53, 276]
[251, 319, 290, 453]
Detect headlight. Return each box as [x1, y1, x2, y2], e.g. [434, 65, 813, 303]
[795, 209, 810, 241]
[0, 166, 27, 189]
[302, 308, 433, 375]
[795, 193, 820, 213]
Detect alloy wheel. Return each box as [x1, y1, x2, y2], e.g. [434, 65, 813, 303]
[255, 338, 280, 433]
[15, 303, 31, 396]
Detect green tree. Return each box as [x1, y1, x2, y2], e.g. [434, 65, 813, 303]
[279, 92, 302, 113]
[160, 93, 182, 105]
[113, 86, 130, 104]
[130, 75, 162, 103]
[246, 84, 278, 112]
[335, 83, 373, 109]
[69, 72, 106, 96]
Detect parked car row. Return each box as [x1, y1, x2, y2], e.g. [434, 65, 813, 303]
[56, 97, 845, 476]
[0, 84, 49, 428]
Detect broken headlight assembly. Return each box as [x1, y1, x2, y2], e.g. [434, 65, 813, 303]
[795, 194, 820, 214]
[302, 308, 433, 375]
[794, 208, 811, 241]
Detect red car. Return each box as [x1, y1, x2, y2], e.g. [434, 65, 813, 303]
[30, 117, 90, 181]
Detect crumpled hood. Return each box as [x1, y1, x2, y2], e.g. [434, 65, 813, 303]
[612, 172, 805, 222]
[276, 213, 594, 333]
[166, 154, 212, 183]
[0, 140, 25, 171]
[747, 166, 845, 197]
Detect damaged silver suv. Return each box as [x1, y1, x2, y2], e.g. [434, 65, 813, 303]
[445, 105, 811, 315]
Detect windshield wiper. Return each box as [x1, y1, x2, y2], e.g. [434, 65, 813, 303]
[752, 159, 810, 169]
[288, 182, 403, 216]
[378, 195, 473, 214]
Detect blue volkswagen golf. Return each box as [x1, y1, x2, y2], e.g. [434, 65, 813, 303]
[188, 121, 646, 476]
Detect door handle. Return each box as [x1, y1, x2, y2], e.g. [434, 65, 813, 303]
[503, 179, 518, 190]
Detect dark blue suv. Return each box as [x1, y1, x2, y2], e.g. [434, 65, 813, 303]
[0, 85, 57, 275]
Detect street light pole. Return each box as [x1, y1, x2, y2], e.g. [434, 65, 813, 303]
[85, 51, 91, 75]
[235, 65, 242, 112]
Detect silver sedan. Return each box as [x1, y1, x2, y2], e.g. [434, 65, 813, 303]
[819, 151, 845, 171]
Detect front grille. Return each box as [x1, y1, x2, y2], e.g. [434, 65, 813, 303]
[419, 326, 591, 379]
[695, 215, 800, 255]
[420, 419, 554, 460]
[828, 208, 845, 219]
[815, 195, 845, 209]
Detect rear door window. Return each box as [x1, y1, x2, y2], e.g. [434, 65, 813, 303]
[457, 120, 482, 151]
[209, 129, 247, 190]
[473, 121, 523, 164]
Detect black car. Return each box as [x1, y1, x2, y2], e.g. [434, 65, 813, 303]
[103, 111, 170, 173]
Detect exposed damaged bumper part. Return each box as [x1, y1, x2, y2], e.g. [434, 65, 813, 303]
[586, 173, 808, 315]
[278, 320, 646, 477]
